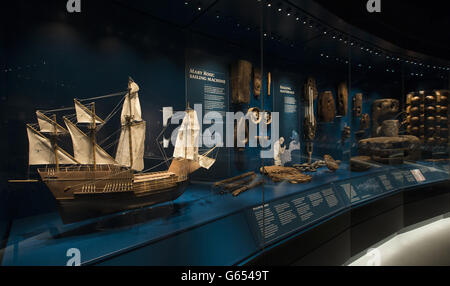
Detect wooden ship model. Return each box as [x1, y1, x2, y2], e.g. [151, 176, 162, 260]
[23, 78, 216, 222]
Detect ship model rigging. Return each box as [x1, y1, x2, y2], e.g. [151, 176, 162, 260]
[21, 78, 216, 222]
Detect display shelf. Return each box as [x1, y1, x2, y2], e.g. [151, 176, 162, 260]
[2, 160, 447, 266]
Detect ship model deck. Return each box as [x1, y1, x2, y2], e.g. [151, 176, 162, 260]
[19, 78, 216, 222]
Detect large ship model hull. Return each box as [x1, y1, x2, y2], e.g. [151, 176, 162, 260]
[22, 78, 216, 223]
[37, 165, 189, 222]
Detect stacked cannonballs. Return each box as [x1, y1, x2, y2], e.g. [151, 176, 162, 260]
[406, 90, 449, 145]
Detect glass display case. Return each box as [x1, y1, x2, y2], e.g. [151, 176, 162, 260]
[0, 0, 448, 266]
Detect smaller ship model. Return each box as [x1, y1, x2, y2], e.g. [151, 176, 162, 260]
[22, 78, 216, 222]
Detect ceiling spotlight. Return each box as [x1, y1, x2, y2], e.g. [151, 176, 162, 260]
[286, 8, 291, 16]
[277, 3, 282, 12]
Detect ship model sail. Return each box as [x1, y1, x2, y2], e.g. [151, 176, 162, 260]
[24, 78, 216, 222]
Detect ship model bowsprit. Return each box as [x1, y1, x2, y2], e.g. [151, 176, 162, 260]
[22, 78, 216, 222]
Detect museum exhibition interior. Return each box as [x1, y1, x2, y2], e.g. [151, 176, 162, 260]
[0, 0, 449, 266]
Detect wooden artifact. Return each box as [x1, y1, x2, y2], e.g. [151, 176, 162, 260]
[405, 90, 449, 145]
[231, 60, 252, 104]
[380, 120, 399, 137]
[222, 174, 257, 191]
[253, 67, 262, 99]
[341, 125, 351, 142]
[303, 77, 318, 164]
[358, 135, 421, 164]
[360, 113, 370, 130]
[353, 93, 363, 117]
[213, 171, 255, 187]
[232, 179, 265, 197]
[318, 91, 336, 122]
[337, 82, 348, 116]
[260, 166, 312, 184]
[324, 155, 340, 171]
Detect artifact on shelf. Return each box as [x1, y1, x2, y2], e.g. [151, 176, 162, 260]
[222, 174, 257, 191]
[324, 155, 340, 171]
[360, 113, 370, 130]
[318, 91, 336, 122]
[232, 179, 265, 197]
[372, 99, 400, 137]
[294, 155, 340, 172]
[350, 156, 373, 172]
[213, 171, 255, 187]
[293, 160, 326, 172]
[353, 93, 363, 117]
[260, 166, 312, 184]
[341, 125, 351, 142]
[21, 78, 217, 223]
[215, 173, 258, 195]
[358, 135, 421, 164]
[253, 67, 262, 99]
[337, 82, 348, 116]
[231, 59, 252, 104]
[380, 120, 400, 137]
[355, 113, 371, 139]
[405, 90, 449, 146]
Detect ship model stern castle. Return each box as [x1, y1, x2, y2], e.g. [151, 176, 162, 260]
[24, 78, 216, 222]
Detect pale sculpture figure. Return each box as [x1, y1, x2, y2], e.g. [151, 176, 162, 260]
[273, 137, 286, 166]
